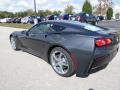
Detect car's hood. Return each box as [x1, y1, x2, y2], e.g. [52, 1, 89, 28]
[11, 31, 23, 36]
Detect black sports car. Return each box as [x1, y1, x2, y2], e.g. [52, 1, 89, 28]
[10, 20, 119, 77]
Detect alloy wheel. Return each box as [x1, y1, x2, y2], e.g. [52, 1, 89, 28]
[10, 37, 16, 50]
[50, 51, 69, 75]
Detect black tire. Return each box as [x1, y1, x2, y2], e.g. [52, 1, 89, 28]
[50, 47, 75, 77]
[92, 21, 97, 25]
[10, 36, 20, 51]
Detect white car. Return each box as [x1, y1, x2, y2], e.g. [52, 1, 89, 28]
[0, 18, 7, 23]
[21, 17, 31, 24]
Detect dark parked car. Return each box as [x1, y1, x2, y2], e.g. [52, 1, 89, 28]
[46, 15, 55, 20]
[12, 18, 18, 23]
[74, 12, 98, 25]
[54, 15, 60, 20]
[60, 14, 72, 20]
[27, 16, 35, 24]
[10, 20, 119, 77]
[36, 16, 42, 23]
[40, 16, 46, 21]
[97, 16, 104, 21]
[15, 18, 21, 23]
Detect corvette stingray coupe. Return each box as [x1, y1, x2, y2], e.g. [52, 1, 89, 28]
[10, 20, 119, 77]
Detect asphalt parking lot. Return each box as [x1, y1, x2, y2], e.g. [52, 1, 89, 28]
[98, 20, 120, 29]
[0, 26, 120, 90]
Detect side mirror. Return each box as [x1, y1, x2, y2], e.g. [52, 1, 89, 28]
[21, 30, 28, 36]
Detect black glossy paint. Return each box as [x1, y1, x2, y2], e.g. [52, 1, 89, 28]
[10, 20, 119, 77]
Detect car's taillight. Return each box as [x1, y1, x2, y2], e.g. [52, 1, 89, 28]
[105, 38, 112, 44]
[96, 38, 112, 47]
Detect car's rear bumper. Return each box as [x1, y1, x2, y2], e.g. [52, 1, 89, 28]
[89, 46, 118, 73]
[75, 44, 119, 77]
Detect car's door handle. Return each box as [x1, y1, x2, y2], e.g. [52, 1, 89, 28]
[44, 34, 47, 38]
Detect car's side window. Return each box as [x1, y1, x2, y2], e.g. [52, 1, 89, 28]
[49, 24, 66, 32]
[37, 24, 51, 32]
[28, 23, 50, 34]
[36, 23, 66, 32]
[28, 24, 41, 34]
[28, 23, 66, 34]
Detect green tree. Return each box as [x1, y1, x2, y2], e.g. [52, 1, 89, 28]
[44, 10, 52, 16]
[0, 11, 14, 18]
[0, 9, 62, 18]
[82, 0, 92, 13]
[26, 9, 34, 16]
[38, 10, 45, 17]
[64, 5, 74, 14]
[53, 10, 62, 16]
[106, 7, 113, 20]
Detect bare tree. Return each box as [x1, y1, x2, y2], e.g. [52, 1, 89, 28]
[93, 0, 113, 16]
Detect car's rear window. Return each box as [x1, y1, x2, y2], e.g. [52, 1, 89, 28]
[69, 21, 105, 31]
[82, 24, 104, 31]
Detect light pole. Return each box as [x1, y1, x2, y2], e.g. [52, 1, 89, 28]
[34, 0, 37, 16]
[33, 0, 38, 24]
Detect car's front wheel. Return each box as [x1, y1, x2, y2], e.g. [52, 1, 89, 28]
[10, 36, 20, 51]
[50, 47, 75, 77]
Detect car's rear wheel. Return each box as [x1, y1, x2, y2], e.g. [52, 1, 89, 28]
[50, 47, 75, 77]
[10, 36, 20, 51]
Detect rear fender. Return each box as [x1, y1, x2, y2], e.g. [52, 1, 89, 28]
[63, 35, 95, 77]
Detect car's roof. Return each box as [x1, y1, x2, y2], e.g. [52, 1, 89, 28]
[44, 20, 80, 25]
[41, 20, 107, 32]
[43, 20, 86, 28]
[39, 20, 85, 32]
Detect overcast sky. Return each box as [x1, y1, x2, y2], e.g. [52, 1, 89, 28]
[0, 0, 120, 14]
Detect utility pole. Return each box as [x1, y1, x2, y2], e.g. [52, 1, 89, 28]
[33, 0, 38, 24]
[34, 0, 37, 16]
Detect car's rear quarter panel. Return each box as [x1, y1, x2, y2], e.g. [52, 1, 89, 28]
[56, 34, 96, 77]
